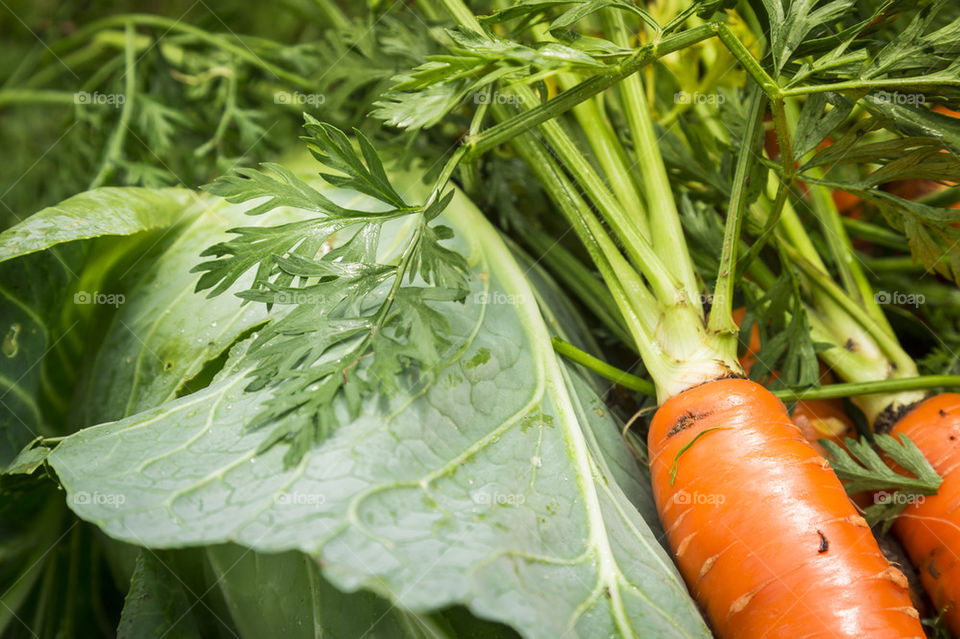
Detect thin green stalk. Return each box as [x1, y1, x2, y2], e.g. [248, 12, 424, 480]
[773, 376, 960, 402]
[505, 71, 683, 305]
[606, 10, 700, 309]
[487, 102, 672, 384]
[738, 180, 788, 278]
[708, 86, 766, 352]
[782, 77, 960, 96]
[195, 70, 237, 157]
[781, 97, 896, 340]
[458, 85, 492, 195]
[557, 79, 651, 238]
[89, 23, 136, 189]
[551, 339, 960, 403]
[770, 99, 795, 179]
[806, 178, 897, 339]
[553, 338, 655, 395]
[715, 24, 780, 95]
[0, 90, 77, 106]
[842, 217, 908, 250]
[860, 255, 925, 272]
[21, 39, 116, 89]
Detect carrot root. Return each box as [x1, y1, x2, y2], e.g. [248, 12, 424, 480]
[648, 378, 923, 639]
[890, 393, 960, 636]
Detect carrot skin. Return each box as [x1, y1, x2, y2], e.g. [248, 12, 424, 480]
[648, 378, 923, 639]
[890, 394, 960, 636]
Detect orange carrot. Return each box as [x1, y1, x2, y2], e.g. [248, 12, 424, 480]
[889, 394, 960, 635]
[648, 378, 923, 638]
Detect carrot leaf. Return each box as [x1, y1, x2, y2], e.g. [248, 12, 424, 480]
[821, 433, 942, 530]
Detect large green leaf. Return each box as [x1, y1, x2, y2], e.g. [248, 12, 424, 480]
[1, 186, 204, 463]
[0, 187, 196, 264]
[46, 185, 706, 638]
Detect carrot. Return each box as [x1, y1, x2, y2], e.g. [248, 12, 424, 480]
[888, 394, 960, 635]
[648, 377, 923, 638]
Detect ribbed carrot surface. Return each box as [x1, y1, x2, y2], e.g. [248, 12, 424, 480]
[648, 378, 923, 638]
[890, 393, 960, 635]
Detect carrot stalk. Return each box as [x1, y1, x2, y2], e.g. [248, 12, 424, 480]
[436, 2, 927, 635]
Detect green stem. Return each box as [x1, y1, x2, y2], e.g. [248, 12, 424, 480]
[782, 76, 960, 96]
[506, 77, 682, 305]
[439, 0, 483, 31]
[715, 24, 780, 95]
[708, 86, 766, 353]
[556, 75, 651, 238]
[195, 70, 237, 157]
[89, 24, 136, 189]
[782, 96, 896, 341]
[842, 217, 907, 249]
[774, 376, 960, 401]
[738, 180, 788, 278]
[21, 39, 114, 89]
[807, 177, 896, 339]
[552, 337, 654, 395]
[489, 102, 670, 384]
[0, 90, 77, 106]
[860, 255, 924, 272]
[770, 99, 795, 178]
[551, 340, 960, 402]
